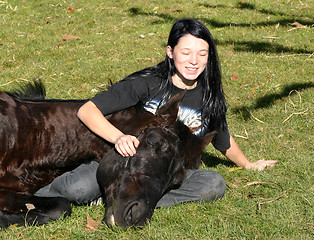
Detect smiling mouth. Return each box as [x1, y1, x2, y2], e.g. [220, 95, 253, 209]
[186, 67, 198, 72]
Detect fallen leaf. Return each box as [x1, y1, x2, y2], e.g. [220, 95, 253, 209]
[246, 93, 254, 99]
[85, 215, 101, 231]
[230, 76, 239, 80]
[60, 35, 80, 41]
[67, 7, 75, 13]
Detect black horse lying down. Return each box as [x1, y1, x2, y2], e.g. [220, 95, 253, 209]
[0, 81, 216, 229]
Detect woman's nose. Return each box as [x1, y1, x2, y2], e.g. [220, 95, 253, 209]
[189, 53, 198, 65]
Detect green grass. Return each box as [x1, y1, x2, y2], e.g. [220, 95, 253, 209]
[0, 0, 313, 239]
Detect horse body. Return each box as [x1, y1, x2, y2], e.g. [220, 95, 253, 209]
[0, 93, 106, 196]
[0, 82, 216, 229]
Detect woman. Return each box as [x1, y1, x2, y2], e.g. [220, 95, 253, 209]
[35, 18, 277, 206]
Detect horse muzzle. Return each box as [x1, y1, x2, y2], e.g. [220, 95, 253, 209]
[104, 199, 154, 229]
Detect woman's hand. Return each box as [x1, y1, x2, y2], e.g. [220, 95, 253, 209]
[247, 159, 278, 171]
[77, 101, 140, 157]
[114, 134, 140, 157]
[222, 135, 278, 171]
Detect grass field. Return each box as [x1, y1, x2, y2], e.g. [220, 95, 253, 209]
[0, 0, 313, 239]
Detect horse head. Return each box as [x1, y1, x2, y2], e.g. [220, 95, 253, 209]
[97, 92, 216, 228]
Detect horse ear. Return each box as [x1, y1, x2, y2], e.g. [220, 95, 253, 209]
[199, 130, 217, 150]
[155, 91, 186, 123]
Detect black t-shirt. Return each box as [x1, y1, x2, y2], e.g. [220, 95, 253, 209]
[91, 75, 231, 151]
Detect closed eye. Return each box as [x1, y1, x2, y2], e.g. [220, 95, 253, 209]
[146, 136, 161, 151]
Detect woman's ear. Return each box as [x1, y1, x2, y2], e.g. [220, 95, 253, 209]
[166, 46, 173, 59]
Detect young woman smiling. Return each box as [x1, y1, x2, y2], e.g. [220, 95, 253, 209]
[35, 18, 277, 207]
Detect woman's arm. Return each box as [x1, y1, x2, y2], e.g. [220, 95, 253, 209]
[221, 135, 277, 170]
[77, 101, 139, 157]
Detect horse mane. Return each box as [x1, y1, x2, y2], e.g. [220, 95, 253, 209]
[5, 81, 87, 103]
[6, 80, 46, 100]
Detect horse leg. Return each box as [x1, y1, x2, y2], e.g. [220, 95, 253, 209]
[0, 192, 71, 228]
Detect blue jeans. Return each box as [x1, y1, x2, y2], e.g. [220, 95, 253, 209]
[35, 161, 226, 207]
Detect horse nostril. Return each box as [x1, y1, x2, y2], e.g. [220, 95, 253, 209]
[124, 202, 139, 224]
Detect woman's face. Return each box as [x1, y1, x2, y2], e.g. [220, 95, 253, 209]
[167, 34, 209, 89]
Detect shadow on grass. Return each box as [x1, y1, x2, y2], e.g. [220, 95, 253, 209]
[129, 4, 314, 28]
[127, 4, 313, 54]
[232, 82, 314, 120]
[200, 17, 314, 29]
[202, 153, 235, 168]
[216, 39, 312, 54]
[128, 7, 175, 24]
[201, 1, 313, 21]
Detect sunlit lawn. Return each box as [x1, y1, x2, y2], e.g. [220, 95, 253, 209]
[0, 0, 313, 239]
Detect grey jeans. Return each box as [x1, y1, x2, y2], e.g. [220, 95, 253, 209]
[35, 161, 226, 207]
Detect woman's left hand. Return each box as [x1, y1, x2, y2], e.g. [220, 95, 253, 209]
[248, 159, 278, 171]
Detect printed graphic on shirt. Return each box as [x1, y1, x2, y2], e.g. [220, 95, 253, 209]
[144, 99, 204, 136]
[144, 99, 161, 115]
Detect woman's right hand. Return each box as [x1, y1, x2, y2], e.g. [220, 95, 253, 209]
[77, 101, 141, 157]
[114, 134, 140, 157]
[77, 101, 140, 157]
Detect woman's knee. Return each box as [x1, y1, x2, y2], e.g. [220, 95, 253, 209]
[57, 177, 100, 205]
[190, 169, 226, 201]
[207, 171, 226, 199]
[50, 161, 101, 205]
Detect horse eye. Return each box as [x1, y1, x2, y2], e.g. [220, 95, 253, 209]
[146, 134, 161, 151]
[146, 137, 156, 148]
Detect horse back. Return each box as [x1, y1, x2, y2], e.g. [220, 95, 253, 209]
[0, 93, 108, 194]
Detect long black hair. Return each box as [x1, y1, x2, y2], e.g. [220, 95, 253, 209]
[127, 18, 227, 132]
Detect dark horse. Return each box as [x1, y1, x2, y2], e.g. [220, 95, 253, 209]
[0, 81, 216, 229]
